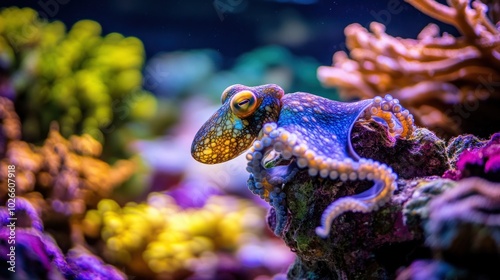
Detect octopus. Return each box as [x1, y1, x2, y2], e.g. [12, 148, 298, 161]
[191, 84, 415, 237]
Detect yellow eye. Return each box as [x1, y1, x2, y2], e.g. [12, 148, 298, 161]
[230, 90, 259, 118]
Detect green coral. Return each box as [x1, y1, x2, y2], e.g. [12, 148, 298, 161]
[0, 7, 157, 159]
[402, 178, 457, 230]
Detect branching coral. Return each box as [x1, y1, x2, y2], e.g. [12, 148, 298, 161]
[82, 192, 286, 279]
[0, 7, 158, 159]
[318, 0, 500, 137]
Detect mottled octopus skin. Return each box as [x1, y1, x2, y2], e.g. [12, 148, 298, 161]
[191, 84, 415, 237]
[192, 84, 283, 164]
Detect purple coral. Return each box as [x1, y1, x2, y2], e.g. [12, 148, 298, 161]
[396, 260, 472, 280]
[0, 197, 44, 232]
[0, 228, 69, 279]
[66, 246, 126, 280]
[426, 177, 500, 276]
[0, 199, 68, 278]
[0, 198, 125, 279]
[444, 133, 500, 182]
[398, 177, 500, 279]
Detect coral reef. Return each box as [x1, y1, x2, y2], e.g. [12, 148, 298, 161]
[4, 1, 500, 278]
[399, 177, 500, 279]
[0, 7, 159, 159]
[82, 192, 293, 279]
[318, 0, 500, 138]
[0, 96, 135, 252]
[192, 84, 454, 278]
[402, 178, 456, 232]
[427, 177, 500, 273]
[0, 197, 125, 280]
[0, 97, 134, 212]
[444, 132, 500, 182]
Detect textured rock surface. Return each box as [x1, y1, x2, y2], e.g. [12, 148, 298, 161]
[352, 121, 449, 179]
[265, 121, 449, 279]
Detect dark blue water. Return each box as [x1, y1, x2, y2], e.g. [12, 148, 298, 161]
[1, 0, 458, 65]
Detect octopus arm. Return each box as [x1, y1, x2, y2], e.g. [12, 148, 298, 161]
[315, 163, 397, 238]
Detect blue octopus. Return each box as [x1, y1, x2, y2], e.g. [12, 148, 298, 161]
[191, 84, 415, 237]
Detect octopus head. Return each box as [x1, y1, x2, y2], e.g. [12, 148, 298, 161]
[191, 84, 284, 164]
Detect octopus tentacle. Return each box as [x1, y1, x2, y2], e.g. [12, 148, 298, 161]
[315, 161, 397, 238]
[246, 123, 299, 234]
[362, 94, 416, 138]
[245, 93, 415, 237]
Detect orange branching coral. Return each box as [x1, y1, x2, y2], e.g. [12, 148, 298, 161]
[318, 0, 500, 137]
[35, 128, 136, 216]
[0, 97, 135, 217]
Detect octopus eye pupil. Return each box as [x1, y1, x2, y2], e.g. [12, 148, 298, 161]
[230, 90, 260, 118]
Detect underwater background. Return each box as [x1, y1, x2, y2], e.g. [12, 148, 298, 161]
[1, 0, 499, 279]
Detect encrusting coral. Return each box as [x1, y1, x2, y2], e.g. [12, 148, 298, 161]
[0, 7, 158, 159]
[82, 192, 284, 279]
[318, 0, 500, 137]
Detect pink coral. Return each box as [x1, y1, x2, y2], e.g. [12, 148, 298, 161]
[444, 132, 500, 182]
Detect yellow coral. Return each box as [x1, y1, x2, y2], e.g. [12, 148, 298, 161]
[83, 193, 267, 278]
